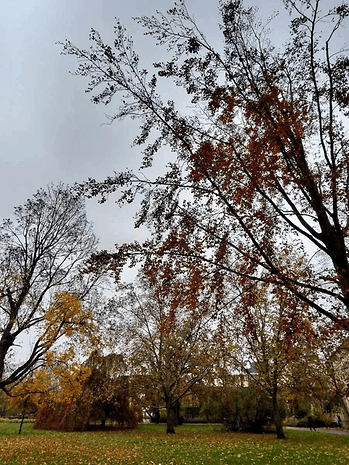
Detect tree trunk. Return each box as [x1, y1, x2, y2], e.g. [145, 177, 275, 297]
[274, 411, 285, 439]
[174, 400, 181, 426]
[272, 395, 285, 439]
[18, 412, 25, 435]
[166, 403, 176, 434]
[154, 406, 160, 424]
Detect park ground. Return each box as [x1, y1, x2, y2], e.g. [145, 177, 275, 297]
[0, 422, 349, 464]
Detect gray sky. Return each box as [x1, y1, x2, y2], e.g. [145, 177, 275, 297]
[1, 0, 287, 251]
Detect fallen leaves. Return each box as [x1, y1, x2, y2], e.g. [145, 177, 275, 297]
[0, 423, 348, 464]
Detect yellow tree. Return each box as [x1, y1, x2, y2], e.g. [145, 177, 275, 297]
[8, 291, 99, 433]
[31, 359, 92, 432]
[8, 369, 51, 434]
[42, 291, 99, 360]
[33, 352, 137, 432]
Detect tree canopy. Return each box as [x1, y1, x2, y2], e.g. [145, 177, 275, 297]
[61, 0, 349, 330]
[107, 278, 218, 433]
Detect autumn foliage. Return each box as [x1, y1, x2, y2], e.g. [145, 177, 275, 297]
[62, 0, 349, 333]
[57, 0, 349, 436]
[33, 353, 138, 432]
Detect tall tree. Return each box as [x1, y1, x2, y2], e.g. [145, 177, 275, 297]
[0, 183, 101, 394]
[61, 0, 349, 327]
[107, 278, 217, 433]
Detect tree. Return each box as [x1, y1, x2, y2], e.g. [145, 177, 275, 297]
[107, 278, 217, 433]
[220, 277, 319, 438]
[33, 361, 93, 432]
[33, 352, 138, 432]
[316, 330, 349, 423]
[0, 183, 101, 394]
[8, 369, 51, 434]
[61, 0, 349, 330]
[84, 351, 139, 429]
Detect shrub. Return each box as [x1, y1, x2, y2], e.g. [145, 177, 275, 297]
[283, 416, 299, 427]
[34, 401, 92, 432]
[224, 387, 275, 433]
[34, 396, 139, 432]
[200, 387, 275, 433]
[296, 415, 326, 429]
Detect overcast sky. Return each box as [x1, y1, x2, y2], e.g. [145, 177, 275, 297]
[1, 0, 290, 251]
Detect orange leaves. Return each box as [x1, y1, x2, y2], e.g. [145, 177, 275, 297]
[209, 87, 240, 124]
[158, 310, 176, 337]
[245, 86, 307, 142]
[189, 140, 240, 205]
[189, 141, 214, 182]
[209, 87, 227, 113]
[194, 83, 309, 208]
[190, 141, 230, 180]
[244, 87, 308, 188]
[215, 234, 228, 265]
[158, 231, 191, 259]
[184, 268, 205, 312]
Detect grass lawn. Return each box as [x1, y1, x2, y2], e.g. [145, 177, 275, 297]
[0, 421, 348, 465]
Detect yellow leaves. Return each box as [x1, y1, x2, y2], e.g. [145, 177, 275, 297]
[47, 362, 92, 405]
[2, 423, 349, 464]
[0, 430, 139, 465]
[42, 291, 99, 353]
[9, 362, 93, 415]
[44, 292, 83, 338]
[8, 369, 52, 412]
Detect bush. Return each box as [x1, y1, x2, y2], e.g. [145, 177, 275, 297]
[224, 387, 275, 433]
[200, 387, 275, 433]
[295, 415, 326, 429]
[283, 416, 299, 427]
[200, 394, 224, 423]
[34, 397, 139, 432]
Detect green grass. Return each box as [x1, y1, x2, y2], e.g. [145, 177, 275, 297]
[0, 421, 348, 464]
